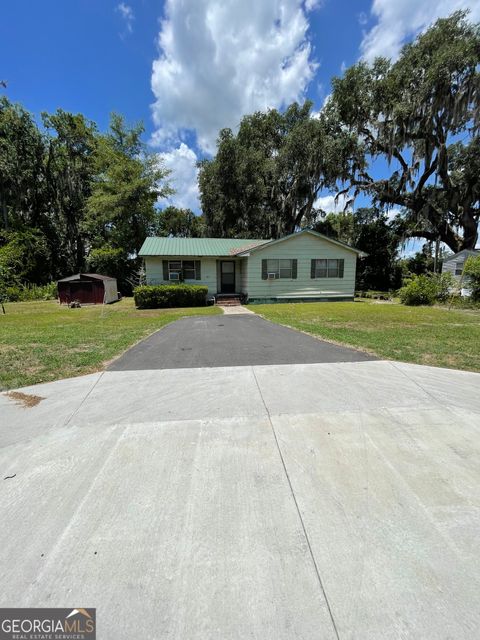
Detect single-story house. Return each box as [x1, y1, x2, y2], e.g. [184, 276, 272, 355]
[138, 229, 366, 303]
[57, 273, 119, 305]
[442, 249, 480, 295]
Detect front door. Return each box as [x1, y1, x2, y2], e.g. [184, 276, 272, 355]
[220, 261, 235, 293]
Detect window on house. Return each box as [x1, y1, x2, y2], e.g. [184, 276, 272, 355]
[168, 260, 197, 280]
[313, 258, 344, 278]
[455, 262, 464, 276]
[266, 258, 294, 278]
[182, 260, 196, 280]
[168, 261, 182, 280]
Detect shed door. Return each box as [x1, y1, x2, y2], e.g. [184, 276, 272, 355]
[72, 281, 93, 304]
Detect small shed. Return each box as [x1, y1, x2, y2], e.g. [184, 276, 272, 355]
[57, 273, 119, 305]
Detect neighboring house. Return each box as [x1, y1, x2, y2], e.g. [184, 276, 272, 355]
[138, 229, 366, 303]
[442, 249, 480, 295]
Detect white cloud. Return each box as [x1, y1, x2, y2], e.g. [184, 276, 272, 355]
[116, 2, 134, 33]
[314, 193, 350, 213]
[361, 0, 480, 61]
[385, 207, 401, 222]
[161, 143, 201, 212]
[357, 11, 368, 26]
[150, 0, 318, 154]
[304, 0, 324, 11]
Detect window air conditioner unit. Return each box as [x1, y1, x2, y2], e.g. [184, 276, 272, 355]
[169, 272, 180, 281]
[267, 272, 277, 280]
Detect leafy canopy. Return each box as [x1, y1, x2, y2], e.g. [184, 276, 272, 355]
[328, 11, 480, 252]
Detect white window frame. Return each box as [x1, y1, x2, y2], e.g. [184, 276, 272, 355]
[455, 262, 464, 276]
[266, 258, 294, 279]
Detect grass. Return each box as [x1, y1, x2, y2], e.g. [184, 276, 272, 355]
[0, 298, 221, 390]
[248, 300, 480, 373]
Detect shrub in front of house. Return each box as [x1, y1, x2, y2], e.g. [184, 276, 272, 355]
[398, 272, 454, 306]
[133, 284, 208, 309]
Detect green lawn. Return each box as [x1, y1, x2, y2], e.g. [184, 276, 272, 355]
[0, 298, 221, 390]
[249, 300, 480, 373]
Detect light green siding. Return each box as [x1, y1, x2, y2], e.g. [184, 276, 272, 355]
[240, 257, 248, 292]
[145, 257, 218, 295]
[145, 256, 245, 296]
[245, 233, 357, 301]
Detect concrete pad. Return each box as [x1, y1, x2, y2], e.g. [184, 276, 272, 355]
[392, 361, 480, 413]
[1, 417, 337, 639]
[0, 373, 102, 447]
[218, 304, 255, 314]
[272, 408, 480, 639]
[71, 367, 267, 426]
[253, 360, 440, 415]
[1, 360, 480, 638]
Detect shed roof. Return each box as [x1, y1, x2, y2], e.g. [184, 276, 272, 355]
[138, 237, 269, 257]
[57, 273, 116, 283]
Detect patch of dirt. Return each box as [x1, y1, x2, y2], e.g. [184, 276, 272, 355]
[5, 391, 45, 408]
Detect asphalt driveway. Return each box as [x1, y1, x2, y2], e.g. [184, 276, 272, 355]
[109, 313, 375, 370]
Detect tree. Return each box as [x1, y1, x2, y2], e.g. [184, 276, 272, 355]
[84, 114, 172, 255]
[199, 101, 358, 238]
[0, 97, 47, 231]
[315, 208, 402, 290]
[397, 245, 436, 277]
[43, 109, 98, 274]
[86, 245, 134, 294]
[0, 229, 51, 286]
[156, 206, 205, 237]
[329, 12, 480, 253]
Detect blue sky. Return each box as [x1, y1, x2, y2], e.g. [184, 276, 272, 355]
[2, 0, 478, 236]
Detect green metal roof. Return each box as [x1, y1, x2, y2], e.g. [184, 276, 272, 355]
[139, 237, 269, 257]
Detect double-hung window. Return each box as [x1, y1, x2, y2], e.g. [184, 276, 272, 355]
[455, 262, 464, 276]
[312, 258, 344, 278]
[168, 261, 182, 280]
[168, 260, 197, 280]
[182, 260, 196, 280]
[266, 259, 294, 279]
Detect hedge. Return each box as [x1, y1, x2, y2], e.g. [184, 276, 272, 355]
[133, 284, 208, 309]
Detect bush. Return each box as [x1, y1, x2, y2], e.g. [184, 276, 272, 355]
[133, 284, 208, 309]
[431, 272, 456, 302]
[464, 255, 480, 301]
[398, 272, 454, 306]
[3, 282, 57, 302]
